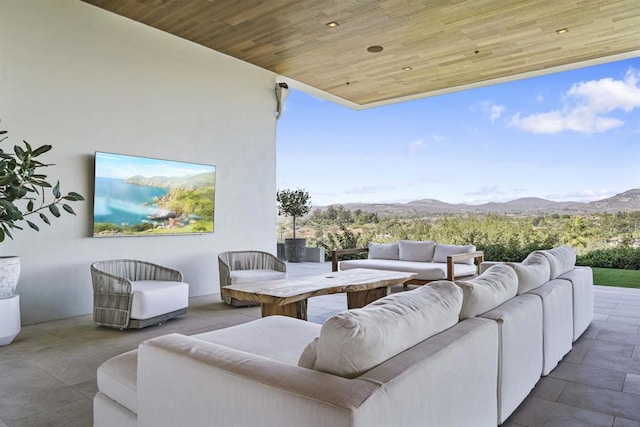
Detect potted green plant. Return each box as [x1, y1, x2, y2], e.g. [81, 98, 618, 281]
[0, 123, 85, 299]
[276, 188, 311, 262]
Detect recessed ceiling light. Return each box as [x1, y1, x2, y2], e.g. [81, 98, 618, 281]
[402, 66, 413, 71]
[367, 45, 384, 53]
[556, 28, 569, 34]
[326, 21, 339, 28]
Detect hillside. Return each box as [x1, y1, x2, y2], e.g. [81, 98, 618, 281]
[319, 188, 640, 217]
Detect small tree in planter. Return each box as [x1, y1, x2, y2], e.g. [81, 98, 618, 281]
[276, 188, 311, 262]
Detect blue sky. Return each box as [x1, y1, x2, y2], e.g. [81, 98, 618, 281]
[276, 57, 640, 206]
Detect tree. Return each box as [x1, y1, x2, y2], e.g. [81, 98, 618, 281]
[276, 188, 311, 239]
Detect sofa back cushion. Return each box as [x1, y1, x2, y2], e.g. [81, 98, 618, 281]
[433, 243, 476, 265]
[368, 242, 399, 260]
[535, 246, 576, 279]
[456, 264, 518, 318]
[507, 252, 551, 294]
[305, 281, 462, 378]
[398, 240, 436, 262]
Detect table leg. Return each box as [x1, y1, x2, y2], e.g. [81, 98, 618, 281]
[261, 299, 307, 320]
[347, 287, 389, 309]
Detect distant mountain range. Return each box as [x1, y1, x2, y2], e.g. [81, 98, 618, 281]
[322, 188, 640, 216]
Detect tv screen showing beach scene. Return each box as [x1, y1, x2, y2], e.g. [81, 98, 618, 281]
[93, 152, 215, 237]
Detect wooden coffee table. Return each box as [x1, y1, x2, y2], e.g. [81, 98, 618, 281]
[223, 268, 417, 320]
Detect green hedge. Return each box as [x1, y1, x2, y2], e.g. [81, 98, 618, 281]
[577, 247, 640, 270]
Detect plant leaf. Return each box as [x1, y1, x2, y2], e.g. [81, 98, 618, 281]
[63, 192, 85, 201]
[27, 200, 34, 212]
[49, 204, 60, 217]
[14, 145, 25, 159]
[62, 204, 76, 215]
[31, 145, 52, 157]
[53, 181, 61, 198]
[26, 220, 39, 231]
[39, 213, 50, 225]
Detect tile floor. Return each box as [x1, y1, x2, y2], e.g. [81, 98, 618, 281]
[1, 262, 639, 426]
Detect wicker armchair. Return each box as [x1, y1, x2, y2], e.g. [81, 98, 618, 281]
[218, 251, 287, 306]
[91, 259, 189, 329]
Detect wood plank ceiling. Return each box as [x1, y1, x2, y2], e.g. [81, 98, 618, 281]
[81, 0, 640, 107]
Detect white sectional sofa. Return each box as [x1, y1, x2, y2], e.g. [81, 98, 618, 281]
[334, 240, 485, 284]
[94, 245, 593, 427]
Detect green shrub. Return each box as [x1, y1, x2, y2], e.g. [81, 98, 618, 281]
[577, 247, 640, 270]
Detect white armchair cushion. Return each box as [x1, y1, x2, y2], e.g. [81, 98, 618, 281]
[433, 244, 476, 265]
[398, 240, 436, 262]
[507, 253, 551, 294]
[312, 281, 462, 378]
[368, 242, 399, 260]
[229, 269, 287, 285]
[456, 264, 518, 318]
[130, 281, 188, 320]
[536, 246, 576, 279]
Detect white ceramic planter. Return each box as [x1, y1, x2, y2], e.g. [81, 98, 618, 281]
[0, 256, 21, 299]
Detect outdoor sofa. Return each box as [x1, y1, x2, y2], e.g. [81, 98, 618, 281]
[333, 240, 484, 284]
[93, 246, 592, 427]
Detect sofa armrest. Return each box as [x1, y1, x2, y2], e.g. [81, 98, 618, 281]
[137, 333, 377, 427]
[331, 248, 369, 272]
[446, 251, 484, 281]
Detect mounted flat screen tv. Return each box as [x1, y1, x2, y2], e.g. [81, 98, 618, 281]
[93, 152, 215, 237]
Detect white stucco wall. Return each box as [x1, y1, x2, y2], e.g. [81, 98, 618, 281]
[0, 0, 279, 324]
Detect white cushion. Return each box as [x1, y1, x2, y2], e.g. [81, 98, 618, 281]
[433, 243, 476, 265]
[130, 281, 188, 320]
[536, 246, 576, 279]
[312, 281, 463, 378]
[456, 264, 518, 318]
[194, 315, 320, 365]
[527, 279, 574, 375]
[507, 253, 551, 294]
[96, 350, 138, 413]
[229, 269, 287, 285]
[398, 240, 435, 262]
[368, 242, 399, 260]
[339, 258, 476, 281]
[297, 337, 318, 369]
[558, 266, 594, 341]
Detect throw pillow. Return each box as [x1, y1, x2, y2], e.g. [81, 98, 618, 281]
[433, 243, 476, 265]
[312, 281, 462, 378]
[535, 246, 576, 279]
[368, 242, 399, 260]
[456, 264, 518, 318]
[507, 252, 551, 293]
[398, 240, 436, 262]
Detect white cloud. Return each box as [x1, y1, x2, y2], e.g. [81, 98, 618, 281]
[407, 139, 426, 155]
[430, 134, 447, 142]
[536, 95, 544, 103]
[511, 69, 640, 134]
[480, 101, 505, 122]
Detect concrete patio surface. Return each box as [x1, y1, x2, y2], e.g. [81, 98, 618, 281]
[0, 261, 639, 426]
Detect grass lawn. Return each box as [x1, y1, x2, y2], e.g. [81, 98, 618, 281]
[592, 267, 640, 289]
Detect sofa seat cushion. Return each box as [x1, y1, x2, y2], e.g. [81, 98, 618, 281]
[194, 315, 320, 365]
[96, 350, 138, 414]
[433, 244, 476, 265]
[130, 281, 189, 320]
[339, 259, 476, 281]
[536, 246, 576, 279]
[507, 252, 551, 294]
[310, 281, 463, 378]
[456, 264, 518, 318]
[368, 242, 400, 260]
[398, 240, 435, 262]
[229, 269, 287, 285]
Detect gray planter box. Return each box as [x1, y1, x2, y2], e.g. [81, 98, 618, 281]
[304, 247, 325, 263]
